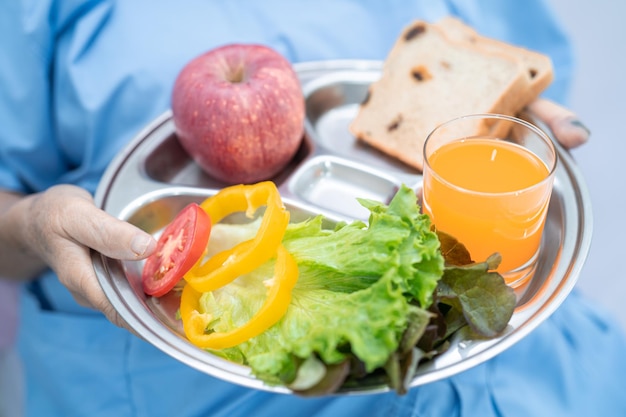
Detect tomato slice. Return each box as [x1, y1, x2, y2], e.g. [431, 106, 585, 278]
[142, 203, 211, 297]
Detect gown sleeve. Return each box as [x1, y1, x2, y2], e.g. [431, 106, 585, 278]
[0, 1, 70, 193]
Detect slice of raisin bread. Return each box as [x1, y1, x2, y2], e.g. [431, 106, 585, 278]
[349, 20, 548, 171]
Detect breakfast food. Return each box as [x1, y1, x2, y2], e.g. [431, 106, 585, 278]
[172, 44, 305, 184]
[349, 19, 553, 170]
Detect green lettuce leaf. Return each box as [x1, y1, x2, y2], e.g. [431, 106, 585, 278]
[436, 253, 516, 338]
[197, 185, 444, 385]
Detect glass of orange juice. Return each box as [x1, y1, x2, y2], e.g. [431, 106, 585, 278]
[421, 114, 557, 287]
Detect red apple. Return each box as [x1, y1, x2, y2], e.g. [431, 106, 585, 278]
[171, 44, 305, 184]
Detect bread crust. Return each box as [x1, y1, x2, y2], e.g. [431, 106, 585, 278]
[435, 17, 554, 107]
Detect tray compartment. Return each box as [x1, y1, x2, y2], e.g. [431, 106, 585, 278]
[289, 156, 401, 219]
[303, 71, 421, 179]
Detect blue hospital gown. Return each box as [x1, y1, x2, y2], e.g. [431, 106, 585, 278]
[1, 1, 625, 416]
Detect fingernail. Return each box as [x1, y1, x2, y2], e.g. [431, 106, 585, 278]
[556, 117, 591, 148]
[131, 234, 155, 257]
[569, 118, 591, 137]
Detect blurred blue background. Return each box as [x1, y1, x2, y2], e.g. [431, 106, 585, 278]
[550, 0, 626, 330]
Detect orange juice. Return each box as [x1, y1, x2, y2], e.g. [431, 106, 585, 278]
[422, 138, 554, 281]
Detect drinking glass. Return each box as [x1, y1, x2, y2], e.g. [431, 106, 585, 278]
[422, 114, 557, 287]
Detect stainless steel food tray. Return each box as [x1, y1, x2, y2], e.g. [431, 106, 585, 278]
[92, 60, 592, 395]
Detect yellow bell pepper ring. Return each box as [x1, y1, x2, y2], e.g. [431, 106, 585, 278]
[180, 244, 299, 349]
[184, 181, 289, 293]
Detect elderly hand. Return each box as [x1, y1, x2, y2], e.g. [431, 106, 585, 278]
[0, 185, 156, 328]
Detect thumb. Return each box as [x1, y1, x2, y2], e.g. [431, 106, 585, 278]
[64, 198, 157, 260]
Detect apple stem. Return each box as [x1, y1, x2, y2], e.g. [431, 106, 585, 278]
[228, 67, 245, 83]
